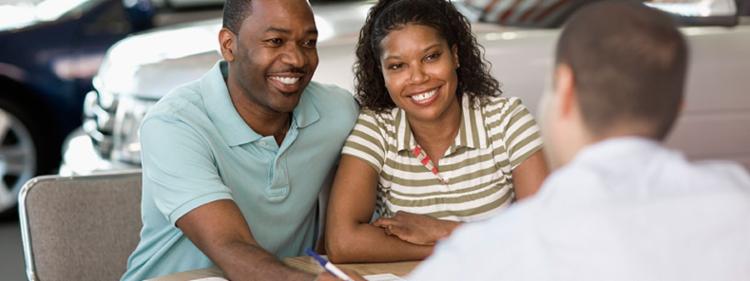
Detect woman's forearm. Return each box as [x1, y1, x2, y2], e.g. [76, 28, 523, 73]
[326, 222, 433, 263]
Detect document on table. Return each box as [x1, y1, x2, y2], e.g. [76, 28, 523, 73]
[364, 273, 406, 281]
[190, 273, 404, 281]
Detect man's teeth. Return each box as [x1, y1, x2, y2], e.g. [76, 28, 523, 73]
[271, 76, 300, 85]
[411, 90, 437, 102]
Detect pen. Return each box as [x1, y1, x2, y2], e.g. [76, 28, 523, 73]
[305, 248, 355, 281]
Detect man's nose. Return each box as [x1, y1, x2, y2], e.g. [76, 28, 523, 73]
[281, 44, 306, 68]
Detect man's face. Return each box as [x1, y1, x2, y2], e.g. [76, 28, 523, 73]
[228, 0, 319, 114]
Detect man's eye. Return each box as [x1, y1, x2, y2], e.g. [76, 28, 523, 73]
[266, 38, 283, 46]
[303, 39, 317, 48]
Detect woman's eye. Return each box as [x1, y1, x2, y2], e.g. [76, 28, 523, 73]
[425, 52, 441, 62]
[388, 63, 403, 70]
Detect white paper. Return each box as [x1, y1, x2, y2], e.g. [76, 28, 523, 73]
[364, 273, 405, 281]
[188, 273, 404, 281]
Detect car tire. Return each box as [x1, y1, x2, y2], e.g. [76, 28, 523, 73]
[0, 98, 47, 216]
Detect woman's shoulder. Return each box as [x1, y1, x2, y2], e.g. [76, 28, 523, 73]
[357, 107, 400, 126]
[478, 95, 526, 111]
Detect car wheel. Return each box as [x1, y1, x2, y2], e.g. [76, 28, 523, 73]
[0, 100, 39, 215]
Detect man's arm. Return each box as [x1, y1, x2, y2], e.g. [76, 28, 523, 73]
[176, 199, 314, 281]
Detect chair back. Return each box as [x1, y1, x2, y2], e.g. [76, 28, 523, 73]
[19, 171, 143, 281]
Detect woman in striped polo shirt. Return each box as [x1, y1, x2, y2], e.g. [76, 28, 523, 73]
[325, 0, 549, 263]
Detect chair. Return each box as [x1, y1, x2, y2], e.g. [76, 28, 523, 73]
[19, 171, 143, 281]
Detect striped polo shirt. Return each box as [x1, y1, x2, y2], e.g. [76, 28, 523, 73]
[342, 94, 543, 222]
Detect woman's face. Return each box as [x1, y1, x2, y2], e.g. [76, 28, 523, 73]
[379, 23, 459, 123]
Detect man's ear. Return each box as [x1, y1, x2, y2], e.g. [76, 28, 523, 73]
[554, 63, 576, 117]
[219, 28, 237, 62]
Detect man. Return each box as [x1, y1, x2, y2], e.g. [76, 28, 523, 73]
[408, 1, 750, 280]
[121, 0, 358, 280]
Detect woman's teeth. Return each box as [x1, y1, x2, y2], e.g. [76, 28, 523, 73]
[411, 90, 437, 102]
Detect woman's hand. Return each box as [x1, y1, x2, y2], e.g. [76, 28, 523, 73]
[372, 211, 460, 245]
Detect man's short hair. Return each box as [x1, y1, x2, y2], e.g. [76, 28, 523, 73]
[223, 0, 252, 33]
[556, 0, 688, 140]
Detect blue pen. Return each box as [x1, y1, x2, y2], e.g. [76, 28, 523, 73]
[305, 248, 355, 281]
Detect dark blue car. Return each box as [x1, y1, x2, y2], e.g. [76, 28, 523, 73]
[0, 0, 155, 214]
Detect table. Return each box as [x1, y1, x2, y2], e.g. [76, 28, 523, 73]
[149, 256, 420, 280]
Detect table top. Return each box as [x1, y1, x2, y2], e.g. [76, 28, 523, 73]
[285, 256, 419, 277]
[148, 256, 420, 280]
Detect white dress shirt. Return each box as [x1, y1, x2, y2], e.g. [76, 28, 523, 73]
[408, 137, 750, 281]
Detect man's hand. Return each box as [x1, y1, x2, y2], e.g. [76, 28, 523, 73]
[372, 211, 461, 245]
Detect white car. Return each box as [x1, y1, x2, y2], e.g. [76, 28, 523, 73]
[59, 0, 750, 175]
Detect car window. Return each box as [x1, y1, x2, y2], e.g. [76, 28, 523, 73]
[646, 0, 739, 26]
[310, 0, 370, 3]
[462, 0, 740, 28]
[83, 0, 133, 36]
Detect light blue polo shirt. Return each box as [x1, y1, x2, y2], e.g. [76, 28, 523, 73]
[121, 61, 358, 281]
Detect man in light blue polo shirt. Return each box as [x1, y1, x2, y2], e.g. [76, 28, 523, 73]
[121, 0, 358, 280]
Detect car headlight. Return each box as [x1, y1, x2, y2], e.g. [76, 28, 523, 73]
[111, 96, 156, 165]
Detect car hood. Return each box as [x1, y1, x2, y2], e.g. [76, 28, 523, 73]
[97, 1, 374, 100]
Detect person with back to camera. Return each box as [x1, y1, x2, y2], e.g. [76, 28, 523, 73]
[407, 1, 750, 280]
[325, 0, 550, 263]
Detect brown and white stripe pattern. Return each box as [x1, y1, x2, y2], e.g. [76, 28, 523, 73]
[342, 95, 542, 222]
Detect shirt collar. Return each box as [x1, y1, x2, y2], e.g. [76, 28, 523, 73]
[395, 94, 490, 152]
[200, 61, 320, 147]
[574, 137, 662, 166]
[291, 83, 321, 129]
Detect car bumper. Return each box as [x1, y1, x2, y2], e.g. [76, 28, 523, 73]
[58, 128, 140, 176]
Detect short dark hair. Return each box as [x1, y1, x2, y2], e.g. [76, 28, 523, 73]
[556, 0, 688, 140]
[223, 0, 252, 33]
[355, 0, 502, 111]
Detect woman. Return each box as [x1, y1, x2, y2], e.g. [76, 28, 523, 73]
[325, 0, 549, 263]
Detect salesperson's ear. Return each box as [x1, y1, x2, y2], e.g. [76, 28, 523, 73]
[554, 63, 577, 118]
[219, 28, 237, 62]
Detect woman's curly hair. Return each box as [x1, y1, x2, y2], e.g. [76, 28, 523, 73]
[354, 0, 502, 112]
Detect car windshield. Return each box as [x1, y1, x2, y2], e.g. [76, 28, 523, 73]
[0, 0, 105, 28]
[645, 0, 735, 17]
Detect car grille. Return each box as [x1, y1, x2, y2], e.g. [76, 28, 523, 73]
[82, 90, 117, 158]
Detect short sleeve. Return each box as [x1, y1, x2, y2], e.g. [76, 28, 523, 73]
[341, 111, 387, 173]
[496, 97, 543, 169]
[140, 116, 233, 225]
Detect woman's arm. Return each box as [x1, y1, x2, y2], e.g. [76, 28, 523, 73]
[325, 155, 433, 263]
[373, 211, 461, 245]
[511, 149, 549, 200]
